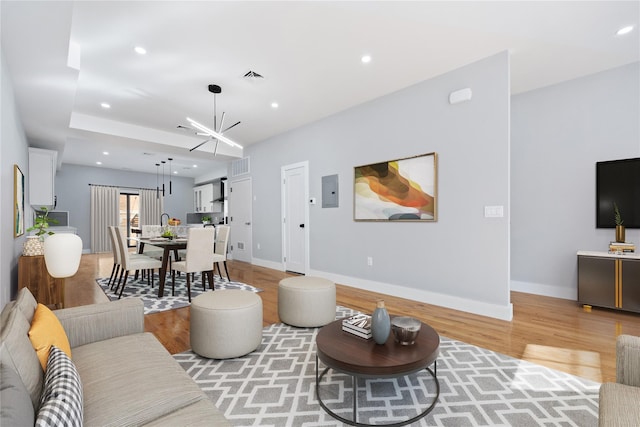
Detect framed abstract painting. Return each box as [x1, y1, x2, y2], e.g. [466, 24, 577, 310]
[14, 164, 25, 237]
[354, 152, 437, 221]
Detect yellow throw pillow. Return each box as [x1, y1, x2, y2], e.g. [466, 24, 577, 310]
[28, 304, 72, 370]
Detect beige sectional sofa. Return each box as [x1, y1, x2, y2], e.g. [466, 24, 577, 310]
[1, 288, 229, 426]
[599, 334, 640, 426]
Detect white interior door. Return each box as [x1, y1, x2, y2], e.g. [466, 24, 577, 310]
[228, 177, 252, 263]
[282, 162, 309, 274]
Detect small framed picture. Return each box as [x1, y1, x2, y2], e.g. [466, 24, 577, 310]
[14, 164, 25, 237]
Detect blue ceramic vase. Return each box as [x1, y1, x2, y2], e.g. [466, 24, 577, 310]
[371, 300, 391, 345]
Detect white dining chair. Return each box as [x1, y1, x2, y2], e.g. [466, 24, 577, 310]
[107, 226, 150, 289]
[170, 227, 216, 302]
[212, 225, 231, 281]
[113, 226, 162, 298]
[140, 224, 166, 260]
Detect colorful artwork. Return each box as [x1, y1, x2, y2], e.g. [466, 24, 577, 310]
[354, 152, 437, 221]
[14, 164, 25, 237]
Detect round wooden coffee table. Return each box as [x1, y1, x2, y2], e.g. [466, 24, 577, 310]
[315, 318, 440, 426]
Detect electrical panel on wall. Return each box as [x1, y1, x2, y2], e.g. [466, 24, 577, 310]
[322, 174, 339, 208]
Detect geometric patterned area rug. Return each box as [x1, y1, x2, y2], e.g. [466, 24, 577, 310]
[96, 275, 262, 315]
[175, 307, 600, 426]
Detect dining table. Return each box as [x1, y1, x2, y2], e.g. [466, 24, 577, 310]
[135, 237, 188, 298]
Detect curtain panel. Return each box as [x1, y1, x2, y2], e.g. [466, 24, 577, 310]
[90, 185, 119, 253]
[139, 189, 164, 227]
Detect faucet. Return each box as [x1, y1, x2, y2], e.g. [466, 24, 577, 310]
[160, 213, 169, 227]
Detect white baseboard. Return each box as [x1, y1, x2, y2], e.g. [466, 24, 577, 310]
[308, 268, 513, 321]
[251, 257, 285, 272]
[510, 280, 576, 301]
[248, 259, 514, 320]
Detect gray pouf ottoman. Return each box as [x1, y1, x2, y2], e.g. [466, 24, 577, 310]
[278, 276, 336, 327]
[190, 290, 263, 359]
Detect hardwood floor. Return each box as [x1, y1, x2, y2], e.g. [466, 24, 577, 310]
[65, 253, 640, 384]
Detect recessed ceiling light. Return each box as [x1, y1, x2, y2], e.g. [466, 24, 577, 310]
[103, 151, 109, 155]
[361, 55, 372, 64]
[616, 25, 634, 35]
[134, 46, 147, 55]
[100, 102, 111, 109]
[271, 102, 279, 109]
[173, 171, 178, 175]
[193, 164, 198, 168]
[96, 161, 102, 165]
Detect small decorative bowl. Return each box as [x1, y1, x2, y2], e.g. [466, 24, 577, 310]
[391, 316, 421, 345]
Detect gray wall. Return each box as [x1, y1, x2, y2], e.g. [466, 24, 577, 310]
[1, 50, 30, 307]
[511, 62, 640, 298]
[247, 52, 512, 320]
[55, 164, 195, 251]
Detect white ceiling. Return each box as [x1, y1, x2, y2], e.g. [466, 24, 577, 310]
[2, 1, 638, 179]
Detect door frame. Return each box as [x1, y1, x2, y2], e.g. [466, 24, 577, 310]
[281, 161, 310, 274]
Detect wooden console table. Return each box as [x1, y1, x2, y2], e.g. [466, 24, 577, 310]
[18, 255, 64, 309]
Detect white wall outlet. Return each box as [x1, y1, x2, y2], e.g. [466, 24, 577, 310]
[484, 205, 504, 218]
[367, 256, 373, 266]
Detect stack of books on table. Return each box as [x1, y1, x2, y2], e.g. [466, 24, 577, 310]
[342, 314, 372, 339]
[609, 241, 636, 253]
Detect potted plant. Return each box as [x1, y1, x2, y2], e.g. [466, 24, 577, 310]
[23, 207, 59, 256]
[614, 203, 625, 243]
[202, 216, 212, 225]
[26, 206, 59, 238]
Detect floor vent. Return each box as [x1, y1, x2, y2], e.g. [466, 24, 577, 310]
[231, 157, 250, 177]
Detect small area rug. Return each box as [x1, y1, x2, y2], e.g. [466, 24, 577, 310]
[96, 274, 262, 315]
[175, 307, 599, 426]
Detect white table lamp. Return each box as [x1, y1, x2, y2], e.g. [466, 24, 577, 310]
[43, 233, 83, 278]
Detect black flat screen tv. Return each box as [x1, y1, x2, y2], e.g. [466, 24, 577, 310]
[596, 157, 640, 228]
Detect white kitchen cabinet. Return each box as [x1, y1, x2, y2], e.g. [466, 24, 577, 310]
[29, 148, 57, 208]
[194, 184, 214, 212]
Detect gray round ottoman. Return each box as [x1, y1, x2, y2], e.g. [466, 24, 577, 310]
[190, 290, 263, 359]
[278, 276, 336, 327]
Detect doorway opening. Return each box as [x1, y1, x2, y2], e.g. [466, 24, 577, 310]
[119, 192, 140, 248]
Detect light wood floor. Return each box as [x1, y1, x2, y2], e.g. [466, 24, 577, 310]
[65, 253, 640, 384]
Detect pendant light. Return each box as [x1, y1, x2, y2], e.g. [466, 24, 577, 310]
[155, 163, 160, 198]
[168, 158, 173, 195]
[161, 160, 166, 196]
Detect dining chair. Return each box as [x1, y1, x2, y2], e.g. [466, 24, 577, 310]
[113, 226, 162, 298]
[140, 225, 166, 260]
[107, 226, 149, 289]
[212, 225, 231, 281]
[183, 223, 215, 281]
[170, 227, 216, 302]
[106, 226, 121, 288]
